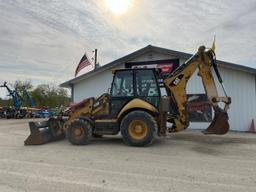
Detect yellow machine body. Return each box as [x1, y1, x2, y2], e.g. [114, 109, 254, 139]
[24, 45, 231, 146]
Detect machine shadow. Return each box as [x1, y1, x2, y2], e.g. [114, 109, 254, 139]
[168, 132, 256, 145]
[90, 136, 124, 146]
[165, 131, 256, 155]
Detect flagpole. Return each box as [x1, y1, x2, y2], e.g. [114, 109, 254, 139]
[94, 49, 97, 70]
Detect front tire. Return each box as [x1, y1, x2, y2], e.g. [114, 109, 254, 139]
[66, 119, 92, 145]
[120, 110, 157, 147]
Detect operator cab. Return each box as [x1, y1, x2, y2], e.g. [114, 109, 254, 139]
[110, 68, 161, 115]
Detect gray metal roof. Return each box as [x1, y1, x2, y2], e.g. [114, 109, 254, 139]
[60, 45, 256, 88]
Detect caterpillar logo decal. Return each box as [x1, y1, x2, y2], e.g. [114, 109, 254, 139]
[170, 74, 184, 87]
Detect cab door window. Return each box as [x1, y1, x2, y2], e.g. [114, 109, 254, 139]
[135, 70, 160, 107]
[110, 70, 134, 115]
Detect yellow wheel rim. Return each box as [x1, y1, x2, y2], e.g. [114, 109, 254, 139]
[74, 127, 84, 138]
[128, 120, 148, 140]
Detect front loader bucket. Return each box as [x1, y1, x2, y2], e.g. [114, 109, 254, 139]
[24, 121, 52, 145]
[24, 118, 65, 145]
[202, 112, 229, 135]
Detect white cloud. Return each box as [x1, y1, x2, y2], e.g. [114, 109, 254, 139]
[0, 0, 255, 98]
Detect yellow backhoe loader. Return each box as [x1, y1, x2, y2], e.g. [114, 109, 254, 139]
[24, 45, 231, 146]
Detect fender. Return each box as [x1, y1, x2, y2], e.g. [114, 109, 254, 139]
[117, 98, 159, 119]
[78, 116, 94, 126]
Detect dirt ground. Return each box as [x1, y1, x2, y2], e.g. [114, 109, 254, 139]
[0, 119, 256, 192]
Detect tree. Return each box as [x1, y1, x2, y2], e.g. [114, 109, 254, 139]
[12, 80, 34, 107]
[31, 84, 70, 107]
[13, 80, 33, 93]
[1, 80, 70, 108]
[0, 98, 12, 107]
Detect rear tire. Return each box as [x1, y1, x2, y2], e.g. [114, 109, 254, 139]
[66, 119, 92, 145]
[120, 110, 157, 147]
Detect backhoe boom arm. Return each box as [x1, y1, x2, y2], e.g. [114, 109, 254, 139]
[164, 46, 231, 134]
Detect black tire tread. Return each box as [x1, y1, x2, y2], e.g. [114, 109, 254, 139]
[66, 119, 92, 145]
[120, 110, 157, 147]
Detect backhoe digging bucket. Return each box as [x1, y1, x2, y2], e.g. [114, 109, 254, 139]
[202, 111, 229, 135]
[24, 118, 65, 145]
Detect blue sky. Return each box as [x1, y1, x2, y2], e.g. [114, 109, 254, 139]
[0, 0, 256, 98]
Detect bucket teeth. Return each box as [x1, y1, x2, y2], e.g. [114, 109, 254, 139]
[202, 112, 229, 135]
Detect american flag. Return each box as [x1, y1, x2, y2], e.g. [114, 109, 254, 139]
[75, 53, 92, 76]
